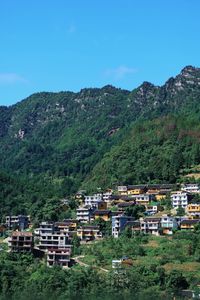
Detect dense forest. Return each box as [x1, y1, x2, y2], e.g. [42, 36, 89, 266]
[0, 66, 200, 220]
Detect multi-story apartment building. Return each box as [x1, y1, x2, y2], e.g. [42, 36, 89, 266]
[132, 194, 154, 206]
[47, 247, 72, 268]
[6, 215, 30, 230]
[112, 215, 134, 238]
[34, 222, 54, 237]
[160, 215, 178, 235]
[117, 186, 128, 195]
[146, 184, 174, 194]
[127, 185, 147, 195]
[92, 210, 111, 222]
[9, 231, 33, 252]
[181, 183, 199, 194]
[35, 222, 71, 252]
[171, 191, 188, 210]
[84, 194, 103, 208]
[77, 225, 102, 241]
[180, 219, 200, 230]
[140, 217, 161, 235]
[102, 190, 113, 202]
[56, 220, 78, 232]
[145, 203, 159, 215]
[187, 203, 200, 217]
[76, 207, 94, 223]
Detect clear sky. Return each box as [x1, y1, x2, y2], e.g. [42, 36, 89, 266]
[0, 0, 200, 106]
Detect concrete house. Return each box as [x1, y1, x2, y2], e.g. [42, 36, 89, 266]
[47, 247, 72, 268]
[160, 215, 178, 235]
[181, 183, 200, 194]
[127, 185, 147, 195]
[92, 210, 111, 221]
[140, 217, 161, 235]
[171, 191, 188, 210]
[133, 194, 154, 206]
[84, 194, 102, 208]
[35, 222, 71, 252]
[117, 186, 128, 195]
[180, 219, 200, 230]
[6, 215, 30, 230]
[187, 204, 200, 217]
[9, 231, 33, 252]
[76, 207, 94, 223]
[112, 215, 135, 238]
[77, 225, 102, 241]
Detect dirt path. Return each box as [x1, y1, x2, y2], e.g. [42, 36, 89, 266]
[73, 255, 89, 267]
[73, 255, 109, 272]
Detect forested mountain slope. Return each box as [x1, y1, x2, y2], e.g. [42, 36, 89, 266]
[0, 65, 200, 218]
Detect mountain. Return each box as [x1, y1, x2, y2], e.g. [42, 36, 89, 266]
[1, 65, 200, 220]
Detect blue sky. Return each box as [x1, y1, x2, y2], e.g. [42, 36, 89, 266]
[0, 0, 200, 106]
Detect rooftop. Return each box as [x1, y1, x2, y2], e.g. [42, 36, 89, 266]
[93, 210, 111, 215]
[12, 231, 33, 237]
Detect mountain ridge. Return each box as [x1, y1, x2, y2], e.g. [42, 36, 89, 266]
[1, 65, 199, 109]
[0, 65, 200, 218]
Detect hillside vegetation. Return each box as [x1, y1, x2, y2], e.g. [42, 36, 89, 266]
[0, 66, 200, 218]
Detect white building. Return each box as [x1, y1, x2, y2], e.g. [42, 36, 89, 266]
[112, 215, 134, 238]
[35, 222, 71, 252]
[84, 194, 102, 208]
[181, 183, 199, 194]
[102, 191, 113, 202]
[171, 191, 188, 209]
[145, 204, 158, 215]
[117, 186, 127, 194]
[160, 215, 178, 235]
[76, 207, 94, 223]
[132, 194, 154, 205]
[140, 217, 161, 236]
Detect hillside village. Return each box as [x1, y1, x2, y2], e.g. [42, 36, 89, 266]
[2, 182, 200, 270]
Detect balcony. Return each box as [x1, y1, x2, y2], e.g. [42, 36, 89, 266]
[161, 223, 173, 228]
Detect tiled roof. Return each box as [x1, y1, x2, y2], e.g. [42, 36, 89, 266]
[143, 217, 161, 222]
[79, 225, 100, 229]
[117, 202, 135, 207]
[109, 195, 135, 201]
[93, 210, 111, 215]
[181, 219, 200, 225]
[127, 185, 147, 189]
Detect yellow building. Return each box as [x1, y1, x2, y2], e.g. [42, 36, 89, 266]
[93, 210, 111, 221]
[77, 225, 102, 241]
[55, 220, 78, 232]
[127, 185, 147, 195]
[155, 193, 167, 201]
[127, 188, 144, 195]
[187, 204, 200, 214]
[180, 219, 200, 230]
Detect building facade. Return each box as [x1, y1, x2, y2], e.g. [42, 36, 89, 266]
[112, 215, 134, 238]
[171, 192, 188, 209]
[9, 231, 33, 252]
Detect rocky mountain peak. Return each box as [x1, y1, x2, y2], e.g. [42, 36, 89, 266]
[136, 81, 158, 98]
[180, 65, 198, 76]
